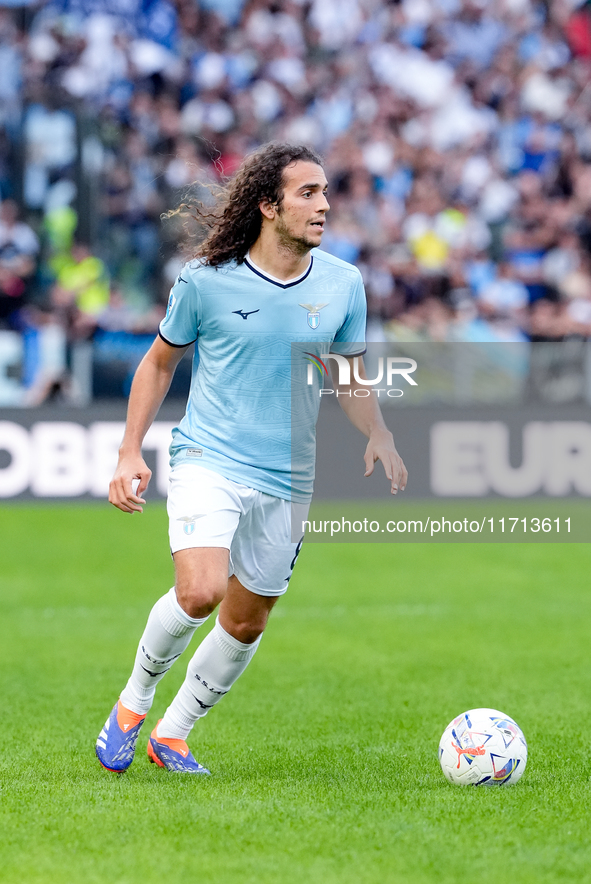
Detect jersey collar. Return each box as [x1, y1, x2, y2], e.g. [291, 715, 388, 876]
[244, 252, 314, 289]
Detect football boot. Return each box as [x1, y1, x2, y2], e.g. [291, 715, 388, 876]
[147, 722, 210, 774]
[96, 700, 146, 772]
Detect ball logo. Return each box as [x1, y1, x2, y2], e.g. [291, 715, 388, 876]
[452, 742, 486, 769]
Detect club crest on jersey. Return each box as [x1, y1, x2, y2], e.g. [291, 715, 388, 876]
[299, 302, 328, 330]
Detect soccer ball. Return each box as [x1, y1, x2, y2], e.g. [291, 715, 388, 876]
[438, 708, 527, 786]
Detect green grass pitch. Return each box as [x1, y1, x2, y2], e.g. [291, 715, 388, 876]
[1, 503, 591, 884]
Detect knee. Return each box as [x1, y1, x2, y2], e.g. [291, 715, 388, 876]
[175, 577, 227, 619]
[225, 616, 267, 645]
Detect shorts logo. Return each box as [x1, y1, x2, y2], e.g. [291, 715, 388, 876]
[299, 302, 328, 330]
[178, 514, 205, 535]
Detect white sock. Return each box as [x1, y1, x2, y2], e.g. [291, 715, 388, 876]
[157, 617, 262, 740]
[119, 587, 208, 715]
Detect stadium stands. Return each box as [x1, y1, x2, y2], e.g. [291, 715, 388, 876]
[0, 0, 591, 401]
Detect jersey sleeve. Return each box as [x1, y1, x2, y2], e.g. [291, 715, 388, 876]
[331, 271, 367, 356]
[159, 268, 200, 347]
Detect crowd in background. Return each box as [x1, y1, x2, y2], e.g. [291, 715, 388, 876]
[1, 0, 591, 400]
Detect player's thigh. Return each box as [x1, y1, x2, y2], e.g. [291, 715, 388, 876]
[168, 464, 244, 615]
[173, 547, 230, 616]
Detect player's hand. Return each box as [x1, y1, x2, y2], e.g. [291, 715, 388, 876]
[108, 454, 152, 513]
[364, 428, 408, 495]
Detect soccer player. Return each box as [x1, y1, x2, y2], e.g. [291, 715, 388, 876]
[96, 142, 407, 774]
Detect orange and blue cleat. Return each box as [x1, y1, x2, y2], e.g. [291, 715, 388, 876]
[147, 722, 210, 774]
[96, 700, 146, 772]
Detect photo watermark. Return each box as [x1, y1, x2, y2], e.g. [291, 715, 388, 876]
[290, 341, 591, 544]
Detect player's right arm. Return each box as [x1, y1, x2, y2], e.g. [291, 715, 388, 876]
[109, 336, 189, 513]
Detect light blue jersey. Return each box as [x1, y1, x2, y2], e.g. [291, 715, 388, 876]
[158, 248, 367, 502]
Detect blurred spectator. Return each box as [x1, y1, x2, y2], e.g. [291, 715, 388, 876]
[20, 305, 69, 406]
[52, 241, 109, 321]
[478, 261, 529, 316]
[0, 199, 39, 328]
[475, 261, 530, 341]
[22, 99, 77, 211]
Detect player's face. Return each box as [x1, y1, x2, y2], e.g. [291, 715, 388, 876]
[274, 161, 330, 253]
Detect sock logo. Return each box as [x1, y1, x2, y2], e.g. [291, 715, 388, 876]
[194, 672, 227, 696]
[142, 647, 181, 666]
[140, 664, 167, 678]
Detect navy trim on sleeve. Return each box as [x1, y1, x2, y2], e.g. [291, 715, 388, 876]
[329, 348, 367, 357]
[158, 330, 197, 348]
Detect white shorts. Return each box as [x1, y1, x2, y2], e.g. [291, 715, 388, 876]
[167, 463, 309, 597]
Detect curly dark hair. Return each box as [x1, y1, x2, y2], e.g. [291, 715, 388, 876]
[168, 142, 324, 268]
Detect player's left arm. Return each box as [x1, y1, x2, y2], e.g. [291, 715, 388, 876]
[336, 356, 408, 495]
